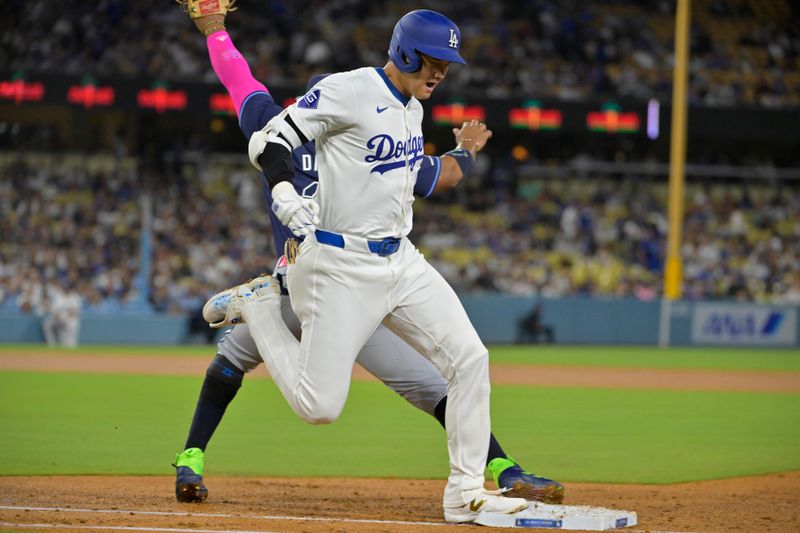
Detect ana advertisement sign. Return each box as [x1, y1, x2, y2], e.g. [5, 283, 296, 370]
[692, 304, 797, 346]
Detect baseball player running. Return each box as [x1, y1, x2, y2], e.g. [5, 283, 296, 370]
[173, 1, 562, 521]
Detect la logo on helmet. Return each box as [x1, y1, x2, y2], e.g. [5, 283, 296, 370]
[448, 28, 459, 49]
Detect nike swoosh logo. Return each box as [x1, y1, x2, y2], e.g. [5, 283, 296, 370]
[376, 106, 388, 113]
[469, 499, 486, 512]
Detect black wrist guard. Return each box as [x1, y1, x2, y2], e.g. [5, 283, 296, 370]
[444, 147, 475, 177]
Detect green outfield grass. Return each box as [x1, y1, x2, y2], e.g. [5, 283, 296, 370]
[3, 344, 800, 371]
[1, 370, 798, 484]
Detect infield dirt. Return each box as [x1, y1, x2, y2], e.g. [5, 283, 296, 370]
[0, 472, 799, 532]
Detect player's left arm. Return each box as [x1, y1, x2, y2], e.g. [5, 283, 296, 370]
[413, 120, 492, 197]
[180, 0, 283, 139]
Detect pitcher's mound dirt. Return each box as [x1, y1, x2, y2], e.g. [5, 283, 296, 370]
[0, 472, 798, 532]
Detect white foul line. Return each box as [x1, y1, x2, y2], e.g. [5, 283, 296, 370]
[0, 521, 699, 533]
[0, 523, 280, 533]
[0, 505, 699, 532]
[0, 505, 451, 528]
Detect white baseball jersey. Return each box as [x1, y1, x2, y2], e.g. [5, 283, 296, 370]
[244, 65, 497, 512]
[266, 67, 424, 240]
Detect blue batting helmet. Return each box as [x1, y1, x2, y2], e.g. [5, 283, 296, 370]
[388, 10, 467, 73]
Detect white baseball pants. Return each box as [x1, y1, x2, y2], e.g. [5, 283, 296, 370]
[241, 234, 491, 505]
[216, 301, 448, 416]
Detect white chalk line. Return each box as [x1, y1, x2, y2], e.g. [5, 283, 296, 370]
[0, 505, 699, 532]
[0, 523, 279, 533]
[0, 522, 699, 533]
[0, 505, 450, 528]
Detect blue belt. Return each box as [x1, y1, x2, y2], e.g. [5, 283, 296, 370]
[315, 229, 401, 257]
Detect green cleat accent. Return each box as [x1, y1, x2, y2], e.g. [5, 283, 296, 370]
[488, 456, 518, 487]
[488, 456, 565, 504]
[173, 448, 207, 502]
[174, 447, 205, 475]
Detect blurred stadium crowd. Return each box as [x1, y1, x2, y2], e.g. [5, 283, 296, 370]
[2, 0, 798, 107]
[0, 154, 272, 317]
[2, 0, 799, 326]
[2, 153, 799, 318]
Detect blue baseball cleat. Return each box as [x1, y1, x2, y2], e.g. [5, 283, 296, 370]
[488, 456, 565, 504]
[173, 447, 208, 502]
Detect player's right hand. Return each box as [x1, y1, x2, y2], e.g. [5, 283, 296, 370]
[452, 120, 493, 156]
[271, 181, 320, 237]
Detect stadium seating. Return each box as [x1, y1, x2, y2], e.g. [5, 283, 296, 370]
[1, 0, 797, 107]
[2, 152, 798, 317]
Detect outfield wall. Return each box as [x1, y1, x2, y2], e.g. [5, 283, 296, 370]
[0, 313, 188, 345]
[1, 298, 797, 347]
[460, 296, 798, 347]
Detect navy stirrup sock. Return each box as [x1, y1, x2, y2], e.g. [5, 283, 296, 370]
[184, 354, 245, 451]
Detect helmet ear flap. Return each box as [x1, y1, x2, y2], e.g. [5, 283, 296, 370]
[409, 50, 422, 72]
[390, 40, 421, 72]
[400, 50, 412, 68]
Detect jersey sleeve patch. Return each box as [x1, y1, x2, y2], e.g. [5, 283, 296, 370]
[297, 89, 321, 109]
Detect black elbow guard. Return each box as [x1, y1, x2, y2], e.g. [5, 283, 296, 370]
[258, 142, 295, 188]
